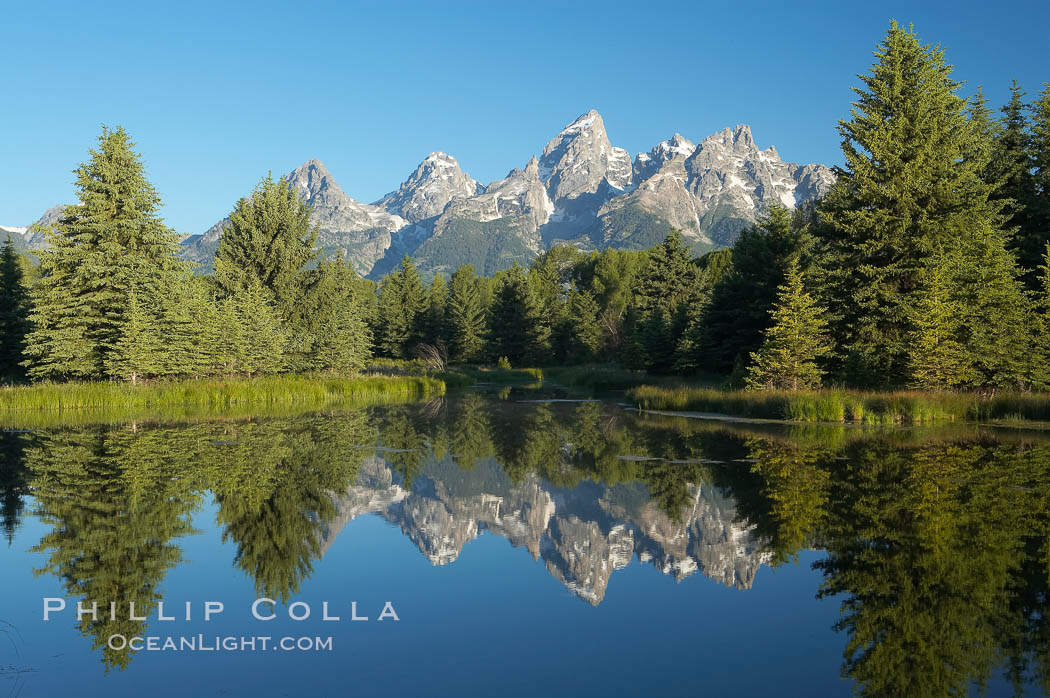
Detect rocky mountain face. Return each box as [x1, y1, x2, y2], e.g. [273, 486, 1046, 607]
[317, 456, 772, 605]
[2, 206, 65, 254]
[15, 111, 832, 277]
[376, 152, 482, 224]
[0, 225, 28, 249]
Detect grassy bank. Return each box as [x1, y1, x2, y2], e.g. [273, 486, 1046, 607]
[0, 374, 445, 415]
[628, 385, 1050, 425]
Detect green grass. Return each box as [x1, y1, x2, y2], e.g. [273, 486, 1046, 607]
[628, 385, 1050, 425]
[0, 374, 444, 417]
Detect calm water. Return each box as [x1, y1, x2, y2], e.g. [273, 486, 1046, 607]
[1, 387, 1049, 697]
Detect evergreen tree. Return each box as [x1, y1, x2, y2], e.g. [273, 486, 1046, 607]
[745, 260, 833, 391]
[107, 290, 160, 384]
[951, 225, 1032, 391]
[447, 264, 487, 362]
[966, 86, 1001, 182]
[213, 173, 318, 311]
[632, 230, 699, 314]
[695, 204, 811, 373]
[215, 296, 247, 376]
[906, 257, 977, 389]
[487, 264, 549, 365]
[1031, 84, 1050, 257]
[675, 247, 736, 373]
[421, 273, 450, 347]
[817, 23, 1013, 386]
[640, 305, 674, 372]
[560, 285, 602, 363]
[1027, 244, 1050, 390]
[375, 256, 425, 358]
[181, 277, 224, 377]
[285, 257, 370, 373]
[575, 248, 648, 356]
[990, 81, 1043, 287]
[23, 127, 186, 380]
[630, 230, 700, 371]
[235, 283, 288, 377]
[0, 240, 30, 382]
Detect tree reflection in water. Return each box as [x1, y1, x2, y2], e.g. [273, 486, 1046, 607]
[3, 397, 1049, 693]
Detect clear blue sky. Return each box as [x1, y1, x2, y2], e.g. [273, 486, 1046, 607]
[3, 0, 1048, 234]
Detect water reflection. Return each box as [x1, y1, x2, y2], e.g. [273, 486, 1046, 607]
[3, 394, 1050, 695]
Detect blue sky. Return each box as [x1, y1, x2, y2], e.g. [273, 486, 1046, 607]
[3, 0, 1048, 234]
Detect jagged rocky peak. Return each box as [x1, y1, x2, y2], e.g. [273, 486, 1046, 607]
[432, 154, 552, 251]
[284, 158, 350, 207]
[377, 152, 482, 224]
[538, 109, 631, 202]
[633, 132, 697, 181]
[686, 124, 759, 170]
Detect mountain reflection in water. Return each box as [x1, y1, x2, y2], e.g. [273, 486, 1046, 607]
[2, 391, 1050, 696]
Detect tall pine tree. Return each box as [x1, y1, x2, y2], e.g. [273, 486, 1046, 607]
[990, 81, 1042, 288]
[487, 264, 549, 365]
[421, 273, 450, 348]
[447, 264, 486, 362]
[0, 240, 30, 382]
[817, 23, 1014, 386]
[906, 255, 977, 389]
[628, 230, 699, 372]
[284, 257, 371, 373]
[213, 173, 318, 312]
[695, 204, 812, 374]
[746, 259, 833, 391]
[23, 127, 186, 380]
[375, 256, 425, 358]
[1031, 84, 1050, 259]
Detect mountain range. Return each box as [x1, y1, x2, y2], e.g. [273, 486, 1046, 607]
[317, 454, 771, 605]
[5, 110, 834, 278]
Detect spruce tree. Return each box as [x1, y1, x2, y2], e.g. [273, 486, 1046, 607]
[447, 264, 486, 362]
[562, 285, 602, 363]
[182, 277, 224, 377]
[107, 290, 160, 384]
[817, 23, 1013, 386]
[375, 256, 425, 358]
[281, 257, 370, 373]
[696, 204, 811, 374]
[487, 264, 549, 365]
[0, 240, 30, 382]
[629, 230, 700, 371]
[641, 306, 674, 373]
[24, 127, 186, 380]
[1031, 84, 1050, 255]
[421, 273, 450, 348]
[951, 225, 1032, 391]
[235, 283, 287, 377]
[1025, 244, 1050, 390]
[215, 296, 247, 376]
[213, 173, 318, 312]
[746, 260, 832, 391]
[289, 258, 370, 373]
[906, 257, 977, 390]
[632, 230, 699, 314]
[990, 81, 1042, 287]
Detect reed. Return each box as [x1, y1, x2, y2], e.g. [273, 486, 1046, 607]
[628, 385, 1050, 425]
[0, 374, 445, 415]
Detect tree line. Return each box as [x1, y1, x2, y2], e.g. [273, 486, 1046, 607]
[1, 22, 1048, 392]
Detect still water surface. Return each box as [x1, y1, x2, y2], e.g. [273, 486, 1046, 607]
[1, 388, 1048, 697]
